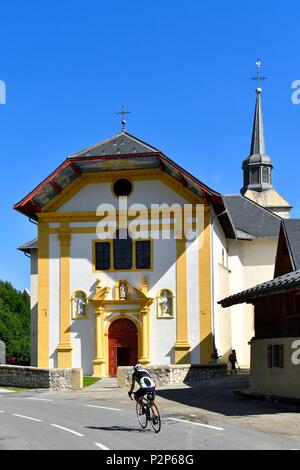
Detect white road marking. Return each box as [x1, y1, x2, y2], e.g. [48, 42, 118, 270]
[85, 404, 122, 411]
[0, 411, 5, 413]
[95, 442, 110, 450]
[50, 424, 84, 437]
[27, 397, 54, 402]
[168, 417, 224, 431]
[13, 414, 42, 422]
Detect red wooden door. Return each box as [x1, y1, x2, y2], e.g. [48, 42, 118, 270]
[108, 319, 138, 376]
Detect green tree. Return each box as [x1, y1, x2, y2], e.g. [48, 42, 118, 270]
[0, 281, 30, 364]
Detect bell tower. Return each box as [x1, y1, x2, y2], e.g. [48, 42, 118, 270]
[241, 60, 291, 218]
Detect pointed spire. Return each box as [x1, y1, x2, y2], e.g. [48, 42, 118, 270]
[250, 88, 266, 156]
[241, 60, 273, 195]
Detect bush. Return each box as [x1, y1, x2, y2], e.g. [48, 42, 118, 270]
[0, 281, 30, 365]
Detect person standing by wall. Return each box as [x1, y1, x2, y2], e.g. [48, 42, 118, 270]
[228, 349, 240, 374]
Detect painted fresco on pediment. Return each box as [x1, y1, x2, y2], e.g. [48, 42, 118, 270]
[54, 167, 76, 189]
[34, 184, 56, 205]
[77, 157, 158, 173]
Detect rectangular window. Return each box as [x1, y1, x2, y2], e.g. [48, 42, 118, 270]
[251, 168, 259, 184]
[114, 238, 133, 270]
[136, 241, 151, 269]
[95, 242, 111, 270]
[268, 344, 284, 368]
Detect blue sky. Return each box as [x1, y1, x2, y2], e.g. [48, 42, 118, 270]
[1, 1, 300, 290]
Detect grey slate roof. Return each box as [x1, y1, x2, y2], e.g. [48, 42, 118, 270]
[219, 269, 300, 307]
[69, 132, 159, 158]
[223, 194, 281, 239]
[283, 219, 300, 270]
[18, 239, 38, 254]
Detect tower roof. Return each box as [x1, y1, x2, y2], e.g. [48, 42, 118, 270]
[241, 87, 274, 194]
[249, 89, 272, 164]
[241, 84, 291, 216]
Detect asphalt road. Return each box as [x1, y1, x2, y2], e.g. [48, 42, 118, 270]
[0, 388, 299, 450]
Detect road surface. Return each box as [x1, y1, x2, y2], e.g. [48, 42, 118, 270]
[0, 387, 299, 450]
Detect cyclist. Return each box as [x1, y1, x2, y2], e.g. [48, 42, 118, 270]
[128, 363, 158, 422]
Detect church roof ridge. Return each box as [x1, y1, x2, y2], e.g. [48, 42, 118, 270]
[224, 193, 282, 219]
[68, 131, 160, 159]
[223, 194, 282, 239]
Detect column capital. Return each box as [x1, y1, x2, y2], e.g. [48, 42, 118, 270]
[94, 306, 105, 315]
[58, 229, 72, 247]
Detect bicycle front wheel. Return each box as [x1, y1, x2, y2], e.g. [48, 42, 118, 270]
[149, 403, 161, 433]
[136, 403, 147, 429]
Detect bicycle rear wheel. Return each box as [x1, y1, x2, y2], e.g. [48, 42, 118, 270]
[149, 403, 161, 433]
[136, 402, 147, 429]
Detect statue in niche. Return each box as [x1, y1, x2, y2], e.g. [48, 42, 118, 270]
[159, 290, 172, 317]
[119, 282, 128, 301]
[74, 291, 87, 317]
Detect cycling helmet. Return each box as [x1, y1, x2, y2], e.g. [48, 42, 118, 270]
[133, 363, 143, 371]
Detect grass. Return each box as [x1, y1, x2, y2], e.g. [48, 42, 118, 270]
[83, 376, 101, 388]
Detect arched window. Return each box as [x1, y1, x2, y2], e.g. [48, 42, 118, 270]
[113, 230, 133, 270]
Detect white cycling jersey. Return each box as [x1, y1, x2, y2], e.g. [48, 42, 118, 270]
[133, 369, 155, 389]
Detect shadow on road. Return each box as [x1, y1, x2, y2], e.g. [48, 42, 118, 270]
[156, 373, 300, 417]
[85, 425, 152, 433]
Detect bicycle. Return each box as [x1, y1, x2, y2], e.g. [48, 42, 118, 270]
[131, 392, 161, 433]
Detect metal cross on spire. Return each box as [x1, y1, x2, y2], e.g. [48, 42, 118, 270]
[251, 58, 266, 92]
[116, 105, 131, 132]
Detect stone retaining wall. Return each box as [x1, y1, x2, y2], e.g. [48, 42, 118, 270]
[117, 363, 227, 388]
[0, 365, 83, 391]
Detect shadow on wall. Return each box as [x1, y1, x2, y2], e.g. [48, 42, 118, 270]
[166, 334, 214, 366]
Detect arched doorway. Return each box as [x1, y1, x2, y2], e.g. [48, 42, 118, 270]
[108, 318, 138, 377]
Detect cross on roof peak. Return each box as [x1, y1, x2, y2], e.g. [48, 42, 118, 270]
[251, 58, 267, 92]
[116, 105, 131, 132]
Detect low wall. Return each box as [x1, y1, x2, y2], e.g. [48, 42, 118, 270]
[250, 337, 300, 399]
[0, 365, 83, 391]
[0, 341, 5, 365]
[117, 363, 227, 388]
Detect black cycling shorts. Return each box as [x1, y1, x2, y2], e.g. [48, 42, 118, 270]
[134, 386, 155, 400]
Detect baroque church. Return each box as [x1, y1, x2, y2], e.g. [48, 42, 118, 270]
[15, 85, 291, 375]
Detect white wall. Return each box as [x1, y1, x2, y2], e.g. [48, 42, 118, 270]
[212, 215, 231, 362]
[30, 250, 38, 367]
[186, 238, 200, 364]
[59, 180, 188, 212]
[227, 238, 278, 366]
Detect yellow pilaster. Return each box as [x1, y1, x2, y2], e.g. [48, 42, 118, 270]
[93, 307, 106, 376]
[57, 227, 73, 368]
[139, 308, 150, 365]
[174, 238, 191, 363]
[37, 222, 49, 368]
[199, 206, 213, 363]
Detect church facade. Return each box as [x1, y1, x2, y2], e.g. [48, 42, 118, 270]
[16, 132, 236, 375]
[16, 87, 291, 374]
